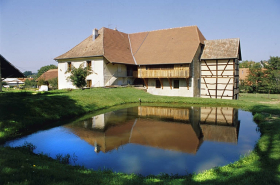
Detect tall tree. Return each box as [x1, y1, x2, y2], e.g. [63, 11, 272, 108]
[23, 71, 33, 77]
[247, 62, 264, 93]
[239, 60, 255, 68]
[262, 56, 280, 93]
[36, 65, 57, 79]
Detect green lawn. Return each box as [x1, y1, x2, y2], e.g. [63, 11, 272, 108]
[0, 88, 280, 184]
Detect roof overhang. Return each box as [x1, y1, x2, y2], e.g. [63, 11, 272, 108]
[0, 55, 24, 78]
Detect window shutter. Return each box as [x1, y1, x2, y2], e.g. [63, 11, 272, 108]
[84, 61, 87, 68]
[65, 62, 68, 72]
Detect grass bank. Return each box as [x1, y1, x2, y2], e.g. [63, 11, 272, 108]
[0, 88, 280, 184]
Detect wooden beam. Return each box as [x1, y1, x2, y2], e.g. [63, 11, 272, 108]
[158, 78, 163, 89]
[232, 60, 235, 99]
[204, 60, 214, 76]
[143, 78, 148, 89]
[167, 78, 172, 89]
[221, 78, 231, 99]
[220, 109, 229, 125]
[203, 77, 212, 98]
[186, 78, 189, 90]
[216, 60, 218, 99]
[221, 59, 230, 76]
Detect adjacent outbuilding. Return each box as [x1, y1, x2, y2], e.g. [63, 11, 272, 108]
[0, 55, 24, 92]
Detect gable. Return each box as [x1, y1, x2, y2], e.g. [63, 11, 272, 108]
[54, 28, 104, 60]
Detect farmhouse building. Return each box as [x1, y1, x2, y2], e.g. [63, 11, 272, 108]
[55, 26, 241, 99]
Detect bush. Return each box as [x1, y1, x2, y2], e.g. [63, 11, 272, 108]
[37, 79, 48, 86]
[66, 64, 92, 89]
[25, 79, 37, 88]
[48, 77, 58, 89]
[55, 153, 71, 164]
[253, 113, 264, 122]
[16, 141, 37, 153]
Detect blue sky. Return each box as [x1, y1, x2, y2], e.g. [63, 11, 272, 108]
[1, 0, 279, 73]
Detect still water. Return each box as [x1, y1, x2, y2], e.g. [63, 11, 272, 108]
[5, 105, 260, 176]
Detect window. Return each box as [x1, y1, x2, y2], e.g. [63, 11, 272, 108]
[173, 80, 179, 89]
[67, 62, 71, 71]
[87, 80, 92, 88]
[87, 61, 92, 68]
[156, 79, 161, 88]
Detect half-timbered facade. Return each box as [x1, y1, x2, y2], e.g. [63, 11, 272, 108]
[200, 39, 241, 99]
[55, 26, 241, 99]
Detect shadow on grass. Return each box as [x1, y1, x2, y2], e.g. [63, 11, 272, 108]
[0, 91, 92, 144]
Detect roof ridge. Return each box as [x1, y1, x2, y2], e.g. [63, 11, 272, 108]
[205, 38, 240, 41]
[55, 35, 92, 59]
[127, 34, 137, 65]
[129, 25, 198, 35]
[47, 69, 58, 71]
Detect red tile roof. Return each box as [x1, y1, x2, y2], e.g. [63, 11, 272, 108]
[129, 26, 205, 65]
[55, 26, 206, 65]
[36, 69, 58, 81]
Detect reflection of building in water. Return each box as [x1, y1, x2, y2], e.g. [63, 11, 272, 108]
[200, 107, 240, 143]
[65, 106, 239, 154]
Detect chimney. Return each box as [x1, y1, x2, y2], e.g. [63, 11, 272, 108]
[93, 28, 98, 41]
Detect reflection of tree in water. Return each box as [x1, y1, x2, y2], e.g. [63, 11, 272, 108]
[65, 106, 240, 154]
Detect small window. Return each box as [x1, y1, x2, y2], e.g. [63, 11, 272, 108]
[87, 80, 92, 88]
[87, 61, 92, 68]
[173, 80, 179, 89]
[156, 80, 161, 88]
[67, 62, 71, 71]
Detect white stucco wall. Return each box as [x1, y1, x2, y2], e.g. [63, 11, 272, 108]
[57, 57, 132, 89]
[147, 78, 193, 97]
[57, 57, 104, 89]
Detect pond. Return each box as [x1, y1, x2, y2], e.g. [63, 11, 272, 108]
[5, 105, 260, 176]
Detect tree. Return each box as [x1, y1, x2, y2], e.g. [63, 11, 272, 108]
[23, 71, 33, 77]
[37, 65, 57, 79]
[48, 77, 58, 89]
[37, 79, 48, 86]
[66, 64, 92, 89]
[24, 79, 37, 88]
[239, 60, 255, 68]
[246, 62, 264, 93]
[262, 56, 280, 93]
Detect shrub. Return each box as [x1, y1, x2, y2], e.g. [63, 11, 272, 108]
[16, 141, 37, 153]
[253, 113, 264, 122]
